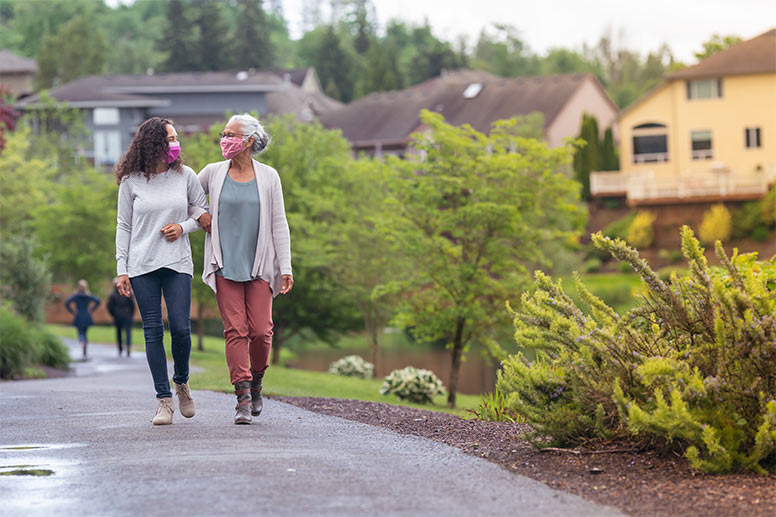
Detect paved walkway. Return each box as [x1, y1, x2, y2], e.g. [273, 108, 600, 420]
[0, 339, 623, 516]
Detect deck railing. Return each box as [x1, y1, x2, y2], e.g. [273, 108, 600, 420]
[591, 166, 776, 202]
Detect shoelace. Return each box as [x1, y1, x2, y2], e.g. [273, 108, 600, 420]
[177, 385, 193, 402]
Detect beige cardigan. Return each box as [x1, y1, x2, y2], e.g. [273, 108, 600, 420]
[198, 159, 292, 296]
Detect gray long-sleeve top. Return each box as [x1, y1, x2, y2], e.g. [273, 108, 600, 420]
[116, 166, 208, 278]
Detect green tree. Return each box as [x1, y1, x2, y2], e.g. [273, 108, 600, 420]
[471, 24, 540, 77]
[231, 0, 275, 69]
[32, 168, 117, 289]
[35, 14, 107, 89]
[599, 126, 618, 171]
[157, 0, 199, 72]
[407, 23, 461, 84]
[0, 126, 57, 238]
[0, 235, 51, 324]
[194, 0, 232, 71]
[298, 25, 356, 102]
[102, 0, 166, 74]
[573, 113, 600, 200]
[381, 110, 585, 407]
[694, 34, 742, 60]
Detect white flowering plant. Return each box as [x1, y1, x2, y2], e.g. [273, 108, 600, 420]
[380, 366, 446, 404]
[328, 355, 375, 379]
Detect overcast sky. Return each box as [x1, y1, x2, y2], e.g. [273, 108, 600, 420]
[282, 0, 776, 63]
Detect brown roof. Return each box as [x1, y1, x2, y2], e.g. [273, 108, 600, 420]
[669, 28, 776, 79]
[319, 69, 610, 146]
[0, 49, 37, 74]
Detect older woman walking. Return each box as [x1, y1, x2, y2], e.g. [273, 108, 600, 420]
[115, 117, 209, 425]
[197, 113, 293, 425]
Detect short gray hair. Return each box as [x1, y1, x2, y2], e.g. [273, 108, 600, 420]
[228, 113, 271, 154]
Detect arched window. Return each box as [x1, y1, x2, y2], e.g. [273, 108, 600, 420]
[632, 123, 668, 163]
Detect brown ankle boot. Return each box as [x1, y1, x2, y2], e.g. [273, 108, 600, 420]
[234, 381, 252, 425]
[250, 369, 264, 417]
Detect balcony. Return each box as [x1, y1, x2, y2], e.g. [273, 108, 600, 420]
[591, 165, 776, 204]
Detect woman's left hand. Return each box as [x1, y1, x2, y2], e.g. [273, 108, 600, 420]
[161, 223, 183, 242]
[280, 274, 294, 294]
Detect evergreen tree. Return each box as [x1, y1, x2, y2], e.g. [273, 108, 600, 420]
[310, 26, 355, 102]
[232, 0, 274, 69]
[157, 0, 198, 72]
[360, 40, 397, 95]
[573, 113, 600, 200]
[194, 0, 231, 71]
[599, 126, 619, 171]
[35, 14, 107, 89]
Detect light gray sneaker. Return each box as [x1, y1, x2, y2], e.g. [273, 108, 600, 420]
[174, 382, 196, 418]
[152, 398, 174, 425]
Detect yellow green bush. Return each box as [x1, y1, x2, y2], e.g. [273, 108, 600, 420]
[626, 210, 656, 248]
[499, 227, 776, 474]
[698, 204, 732, 244]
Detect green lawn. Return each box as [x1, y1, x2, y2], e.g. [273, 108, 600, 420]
[562, 272, 643, 314]
[45, 324, 480, 417]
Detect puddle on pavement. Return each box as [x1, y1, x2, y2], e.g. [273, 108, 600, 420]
[0, 468, 55, 477]
[1, 446, 46, 451]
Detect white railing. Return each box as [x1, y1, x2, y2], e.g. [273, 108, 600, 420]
[591, 165, 776, 201]
[633, 152, 669, 164]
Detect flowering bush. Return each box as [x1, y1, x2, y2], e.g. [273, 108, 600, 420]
[328, 355, 374, 378]
[498, 226, 776, 473]
[626, 210, 656, 248]
[380, 366, 446, 404]
[699, 203, 732, 244]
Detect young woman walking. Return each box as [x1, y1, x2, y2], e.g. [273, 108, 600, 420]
[197, 113, 293, 425]
[64, 279, 100, 359]
[114, 117, 209, 425]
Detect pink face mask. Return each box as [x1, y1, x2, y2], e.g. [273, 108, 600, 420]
[167, 142, 181, 164]
[220, 136, 246, 160]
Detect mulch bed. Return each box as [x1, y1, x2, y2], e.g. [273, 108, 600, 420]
[271, 396, 776, 517]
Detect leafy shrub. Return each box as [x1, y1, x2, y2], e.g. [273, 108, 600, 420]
[603, 211, 636, 240]
[498, 227, 776, 474]
[762, 185, 775, 227]
[0, 235, 51, 323]
[626, 210, 656, 248]
[581, 257, 602, 273]
[380, 366, 446, 404]
[698, 204, 732, 244]
[0, 307, 70, 378]
[752, 225, 771, 242]
[328, 354, 374, 378]
[33, 328, 70, 369]
[466, 390, 520, 422]
[657, 249, 684, 264]
[732, 201, 763, 239]
[0, 307, 38, 378]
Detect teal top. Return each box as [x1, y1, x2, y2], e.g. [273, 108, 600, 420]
[216, 174, 260, 282]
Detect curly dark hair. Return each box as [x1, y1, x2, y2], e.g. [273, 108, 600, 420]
[114, 117, 182, 184]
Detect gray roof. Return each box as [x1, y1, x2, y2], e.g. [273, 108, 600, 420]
[319, 69, 614, 146]
[14, 70, 337, 111]
[0, 49, 37, 74]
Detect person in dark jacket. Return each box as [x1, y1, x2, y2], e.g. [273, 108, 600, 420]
[64, 279, 101, 359]
[107, 278, 136, 357]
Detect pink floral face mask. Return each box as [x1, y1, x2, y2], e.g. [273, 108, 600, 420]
[220, 136, 246, 159]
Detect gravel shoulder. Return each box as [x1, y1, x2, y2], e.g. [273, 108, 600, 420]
[272, 396, 776, 517]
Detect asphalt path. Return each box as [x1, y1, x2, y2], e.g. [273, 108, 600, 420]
[0, 339, 623, 516]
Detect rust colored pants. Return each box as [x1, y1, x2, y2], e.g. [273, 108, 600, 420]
[215, 276, 273, 384]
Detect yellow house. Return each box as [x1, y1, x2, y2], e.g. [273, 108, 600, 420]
[592, 29, 776, 205]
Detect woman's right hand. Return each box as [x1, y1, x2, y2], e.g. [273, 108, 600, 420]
[198, 212, 212, 233]
[117, 275, 131, 298]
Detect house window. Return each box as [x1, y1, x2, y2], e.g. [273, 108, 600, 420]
[632, 123, 669, 163]
[745, 127, 762, 148]
[93, 107, 120, 125]
[686, 79, 723, 100]
[94, 130, 121, 165]
[691, 130, 713, 160]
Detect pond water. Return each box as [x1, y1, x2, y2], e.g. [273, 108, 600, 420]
[290, 345, 521, 395]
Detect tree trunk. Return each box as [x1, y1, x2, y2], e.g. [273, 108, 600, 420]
[365, 313, 381, 377]
[196, 302, 204, 352]
[447, 317, 466, 408]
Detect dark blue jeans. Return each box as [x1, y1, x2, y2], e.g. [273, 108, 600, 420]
[130, 268, 192, 399]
